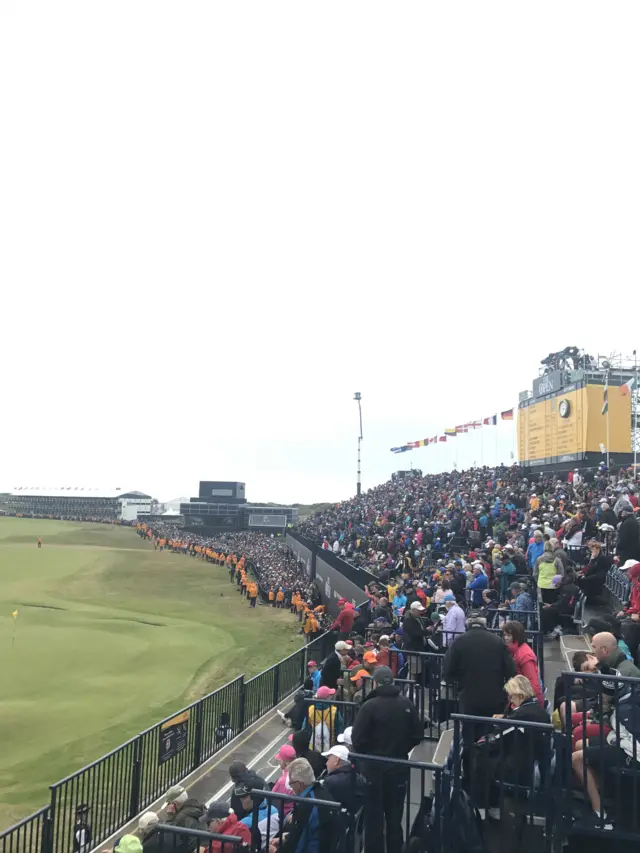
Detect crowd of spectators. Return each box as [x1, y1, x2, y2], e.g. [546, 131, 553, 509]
[136, 523, 333, 639]
[298, 462, 639, 576]
[113, 461, 640, 845]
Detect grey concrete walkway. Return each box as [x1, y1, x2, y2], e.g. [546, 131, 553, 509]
[97, 696, 295, 851]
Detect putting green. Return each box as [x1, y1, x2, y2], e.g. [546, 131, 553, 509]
[0, 518, 302, 830]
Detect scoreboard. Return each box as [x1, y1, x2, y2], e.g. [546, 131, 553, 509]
[518, 381, 631, 467]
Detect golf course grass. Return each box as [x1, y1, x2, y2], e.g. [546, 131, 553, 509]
[0, 518, 303, 830]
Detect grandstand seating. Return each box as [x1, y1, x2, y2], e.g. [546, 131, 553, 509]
[4, 461, 640, 852]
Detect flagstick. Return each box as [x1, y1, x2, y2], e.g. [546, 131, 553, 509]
[12, 619, 17, 649]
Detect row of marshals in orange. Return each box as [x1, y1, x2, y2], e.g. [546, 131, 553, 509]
[302, 605, 324, 643]
[268, 587, 286, 606]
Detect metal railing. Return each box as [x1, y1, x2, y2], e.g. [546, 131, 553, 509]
[450, 712, 556, 853]
[248, 788, 354, 853]
[348, 751, 449, 853]
[563, 671, 640, 841]
[0, 807, 51, 853]
[2, 640, 316, 853]
[604, 566, 631, 612]
[153, 823, 244, 852]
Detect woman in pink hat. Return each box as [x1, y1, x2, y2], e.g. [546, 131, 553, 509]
[271, 744, 296, 815]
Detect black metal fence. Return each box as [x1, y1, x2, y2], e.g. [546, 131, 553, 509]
[249, 788, 355, 853]
[2, 639, 319, 853]
[0, 807, 51, 853]
[152, 823, 244, 852]
[604, 567, 631, 612]
[563, 670, 640, 840]
[348, 751, 449, 853]
[451, 712, 556, 853]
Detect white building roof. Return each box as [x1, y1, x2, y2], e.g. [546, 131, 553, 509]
[8, 487, 149, 499]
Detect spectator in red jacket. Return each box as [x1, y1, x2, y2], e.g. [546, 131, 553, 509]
[617, 561, 640, 619]
[330, 602, 355, 640]
[201, 802, 251, 852]
[503, 620, 544, 706]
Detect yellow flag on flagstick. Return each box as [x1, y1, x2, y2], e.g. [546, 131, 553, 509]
[12, 609, 18, 619]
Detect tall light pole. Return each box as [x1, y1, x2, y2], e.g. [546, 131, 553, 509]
[354, 392, 363, 496]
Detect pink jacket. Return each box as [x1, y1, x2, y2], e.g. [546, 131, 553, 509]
[508, 642, 544, 706]
[272, 771, 294, 815]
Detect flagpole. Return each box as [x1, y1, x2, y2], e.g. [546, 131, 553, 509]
[634, 350, 638, 476]
[495, 421, 498, 466]
[480, 426, 484, 466]
[606, 369, 610, 470]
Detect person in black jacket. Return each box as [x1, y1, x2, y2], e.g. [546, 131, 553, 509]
[443, 613, 516, 718]
[291, 727, 326, 778]
[616, 501, 640, 564]
[227, 762, 266, 819]
[471, 675, 551, 812]
[135, 813, 162, 853]
[351, 666, 423, 853]
[505, 545, 528, 576]
[600, 501, 618, 528]
[541, 571, 580, 636]
[577, 540, 612, 601]
[402, 601, 429, 682]
[318, 744, 364, 813]
[279, 759, 341, 853]
[351, 608, 369, 637]
[320, 641, 351, 689]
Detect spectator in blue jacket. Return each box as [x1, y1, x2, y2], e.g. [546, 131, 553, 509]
[392, 590, 407, 618]
[505, 582, 534, 624]
[526, 530, 545, 570]
[496, 553, 517, 599]
[468, 563, 488, 607]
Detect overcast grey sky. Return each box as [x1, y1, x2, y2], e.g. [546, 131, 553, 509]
[1, 2, 638, 504]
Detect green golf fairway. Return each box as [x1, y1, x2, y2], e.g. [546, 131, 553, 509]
[0, 518, 302, 830]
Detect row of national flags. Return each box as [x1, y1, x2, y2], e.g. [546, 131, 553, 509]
[391, 410, 514, 454]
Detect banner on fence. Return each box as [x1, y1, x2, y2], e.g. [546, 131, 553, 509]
[159, 710, 189, 765]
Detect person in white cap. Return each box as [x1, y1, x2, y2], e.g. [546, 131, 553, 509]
[337, 726, 353, 747]
[318, 744, 364, 813]
[402, 600, 428, 671]
[136, 813, 161, 853]
[320, 641, 351, 689]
